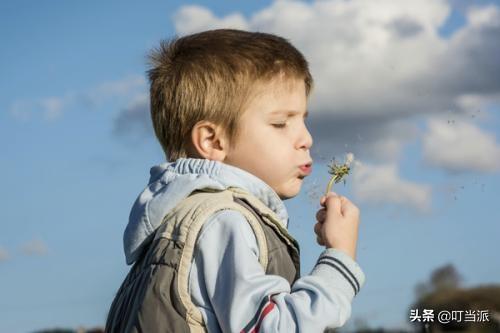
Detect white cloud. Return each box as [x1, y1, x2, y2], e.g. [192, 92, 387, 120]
[423, 118, 500, 173]
[174, 5, 248, 35]
[86, 75, 146, 105]
[8, 75, 146, 121]
[20, 239, 49, 256]
[351, 161, 432, 213]
[467, 4, 500, 26]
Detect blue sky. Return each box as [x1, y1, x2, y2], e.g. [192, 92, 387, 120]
[1, 1, 500, 332]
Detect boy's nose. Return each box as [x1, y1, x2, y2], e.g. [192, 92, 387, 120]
[297, 124, 313, 150]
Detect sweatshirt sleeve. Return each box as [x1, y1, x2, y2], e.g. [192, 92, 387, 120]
[189, 209, 366, 333]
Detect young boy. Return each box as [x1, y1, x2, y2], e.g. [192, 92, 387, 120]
[106, 29, 365, 333]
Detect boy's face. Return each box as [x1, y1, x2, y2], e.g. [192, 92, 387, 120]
[224, 78, 313, 199]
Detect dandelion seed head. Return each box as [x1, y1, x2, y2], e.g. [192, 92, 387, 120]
[345, 152, 354, 166]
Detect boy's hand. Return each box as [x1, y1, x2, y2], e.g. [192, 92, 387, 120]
[314, 192, 360, 260]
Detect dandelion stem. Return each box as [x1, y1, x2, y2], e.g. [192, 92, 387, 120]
[325, 175, 339, 196]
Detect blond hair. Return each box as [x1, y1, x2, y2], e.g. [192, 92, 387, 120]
[147, 29, 313, 161]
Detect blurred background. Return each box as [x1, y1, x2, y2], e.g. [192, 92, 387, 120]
[1, 0, 499, 332]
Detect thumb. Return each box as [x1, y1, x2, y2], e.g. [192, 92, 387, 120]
[324, 195, 342, 216]
[320, 192, 337, 207]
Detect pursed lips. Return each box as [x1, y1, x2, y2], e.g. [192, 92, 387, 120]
[298, 162, 313, 178]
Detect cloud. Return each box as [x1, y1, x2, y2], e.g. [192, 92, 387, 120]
[351, 161, 432, 213]
[308, 115, 420, 163]
[39, 97, 65, 120]
[430, 5, 500, 97]
[259, 1, 498, 101]
[168, 0, 500, 165]
[422, 118, 500, 173]
[112, 93, 154, 143]
[0, 247, 9, 262]
[85, 75, 147, 106]
[20, 239, 49, 256]
[8, 75, 146, 121]
[174, 0, 454, 118]
[173, 5, 248, 35]
[386, 16, 424, 38]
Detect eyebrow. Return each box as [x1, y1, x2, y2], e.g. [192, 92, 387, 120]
[269, 110, 309, 118]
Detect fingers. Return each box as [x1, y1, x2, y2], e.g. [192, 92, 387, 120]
[314, 221, 322, 235]
[316, 208, 326, 222]
[314, 222, 324, 246]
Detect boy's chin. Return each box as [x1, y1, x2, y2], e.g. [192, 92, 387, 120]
[279, 193, 297, 200]
[277, 186, 301, 200]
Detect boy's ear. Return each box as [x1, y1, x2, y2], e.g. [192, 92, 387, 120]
[188, 120, 228, 161]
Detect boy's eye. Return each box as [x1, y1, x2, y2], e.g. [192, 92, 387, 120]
[272, 123, 287, 128]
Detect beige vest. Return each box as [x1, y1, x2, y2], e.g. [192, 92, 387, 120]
[105, 187, 300, 333]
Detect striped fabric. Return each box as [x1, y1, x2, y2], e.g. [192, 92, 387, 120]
[240, 294, 278, 333]
[317, 255, 360, 295]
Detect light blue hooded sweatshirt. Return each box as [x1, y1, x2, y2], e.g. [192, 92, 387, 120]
[124, 158, 366, 332]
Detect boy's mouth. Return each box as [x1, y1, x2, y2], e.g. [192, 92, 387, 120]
[298, 162, 313, 177]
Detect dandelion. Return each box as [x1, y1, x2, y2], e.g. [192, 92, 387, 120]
[325, 152, 354, 196]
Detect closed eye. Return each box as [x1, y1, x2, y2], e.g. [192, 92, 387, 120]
[272, 123, 287, 128]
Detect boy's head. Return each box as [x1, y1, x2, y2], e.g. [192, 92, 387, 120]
[148, 29, 314, 199]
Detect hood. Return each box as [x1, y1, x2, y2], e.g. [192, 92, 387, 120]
[124, 158, 289, 265]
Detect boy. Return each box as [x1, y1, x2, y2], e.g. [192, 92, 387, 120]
[106, 29, 365, 333]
